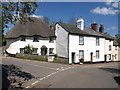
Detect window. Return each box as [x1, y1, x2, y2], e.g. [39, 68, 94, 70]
[109, 40, 111, 42]
[96, 37, 100, 46]
[32, 48, 38, 54]
[49, 48, 54, 54]
[109, 45, 112, 51]
[49, 37, 54, 43]
[21, 36, 25, 41]
[20, 48, 24, 53]
[115, 54, 117, 59]
[79, 50, 84, 59]
[96, 50, 100, 59]
[109, 54, 111, 60]
[79, 36, 84, 45]
[115, 46, 117, 50]
[33, 36, 39, 42]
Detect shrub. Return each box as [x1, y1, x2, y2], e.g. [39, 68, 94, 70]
[79, 58, 84, 63]
[24, 44, 33, 54]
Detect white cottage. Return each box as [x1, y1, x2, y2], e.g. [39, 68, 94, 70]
[55, 17, 105, 64]
[5, 17, 56, 56]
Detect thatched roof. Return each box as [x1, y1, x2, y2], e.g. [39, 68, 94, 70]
[6, 17, 55, 39]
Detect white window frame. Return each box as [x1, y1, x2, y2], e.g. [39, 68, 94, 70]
[32, 48, 38, 54]
[96, 50, 100, 59]
[79, 36, 84, 45]
[20, 48, 24, 53]
[79, 50, 84, 59]
[49, 48, 54, 54]
[96, 37, 100, 46]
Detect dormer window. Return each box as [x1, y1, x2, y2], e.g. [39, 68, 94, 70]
[49, 37, 54, 43]
[33, 36, 39, 42]
[21, 36, 26, 41]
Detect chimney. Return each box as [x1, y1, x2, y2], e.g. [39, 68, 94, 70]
[76, 16, 84, 30]
[91, 22, 98, 31]
[50, 23, 55, 31]
[99, 24, 104, 33]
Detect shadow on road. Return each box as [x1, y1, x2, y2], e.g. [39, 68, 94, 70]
[99, 67, 120, 74]
[114, 76, 120, 85]
[2, 64, 35, 89]
[99, 67, 120, 85]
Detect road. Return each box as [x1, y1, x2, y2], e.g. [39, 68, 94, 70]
[2, 56, 120, 89]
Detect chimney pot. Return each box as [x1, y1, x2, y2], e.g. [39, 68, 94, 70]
[99, 24, 104, 33]
[91, 22, 98, 31]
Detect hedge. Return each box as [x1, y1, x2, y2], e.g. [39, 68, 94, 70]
[16, 53, 48, 62]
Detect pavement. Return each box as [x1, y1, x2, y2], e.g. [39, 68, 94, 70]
[2, 56, 120, 89]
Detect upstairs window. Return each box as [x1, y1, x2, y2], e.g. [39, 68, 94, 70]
[79, 36, 84, 45]
[115, 46, 117, 50]
[109, 45, 112, 51]
[96, 50, 100, 59]
[96, 37, 100, 46]
[49, 37, 54, 43]
[21, 36, 26, 41]
[49, 48, 54, 54]
[33, 36, 39, 42]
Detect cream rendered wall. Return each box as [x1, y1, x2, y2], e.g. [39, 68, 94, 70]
[69, 34, 105, 64]
[104, 39, 113, 62]
[112, 46, 119, 61]
[6, 37, 56, 55]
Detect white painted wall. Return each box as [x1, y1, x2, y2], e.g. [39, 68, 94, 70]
[69, 34, 105, 64]
[104, 39, 113, 62]
[6, 37, 56, 55]
[55, 24, 68, 58]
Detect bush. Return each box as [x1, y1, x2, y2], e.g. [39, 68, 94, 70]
[79, 58, 84, 63]
[16, 53, 48, 62]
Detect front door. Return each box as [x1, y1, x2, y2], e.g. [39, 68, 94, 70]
[71, 52, 75, 64]
[90, 52, 93, 64]
[104, 55, 107, 62]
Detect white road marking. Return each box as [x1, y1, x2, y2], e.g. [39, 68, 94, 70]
[28, 63, 57, 70]
[31, 81, 39, 85]
[25, 86, 30, 88]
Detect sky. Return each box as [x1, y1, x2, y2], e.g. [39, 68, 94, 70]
[5, 1, 119, 36]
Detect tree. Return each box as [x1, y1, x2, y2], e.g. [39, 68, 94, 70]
[43, 16, 49, 25]
[1, 2, 38, 46]
[68, 17, 77, 25]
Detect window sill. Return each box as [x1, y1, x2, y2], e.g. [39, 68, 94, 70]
[79, 44, 84, 45]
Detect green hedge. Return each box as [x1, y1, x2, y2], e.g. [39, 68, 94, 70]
[16, 53, 48, 62]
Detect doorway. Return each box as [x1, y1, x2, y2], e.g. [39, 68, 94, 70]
[90, 52, 93, 64]
[71, 52, 75, 64]
[104, 55, 107, 62]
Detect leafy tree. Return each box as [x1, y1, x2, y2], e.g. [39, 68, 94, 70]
[1, 2, 38, 46]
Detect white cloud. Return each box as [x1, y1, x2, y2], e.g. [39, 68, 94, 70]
[30, 14, 44, 19]
[90, 7, 118, 15]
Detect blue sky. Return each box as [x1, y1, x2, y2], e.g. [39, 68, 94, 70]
[5, 2, 118, 36]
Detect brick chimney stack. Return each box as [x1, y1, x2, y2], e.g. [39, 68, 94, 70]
[91, 22, 98, 31]
[99, 24, 104, 33]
